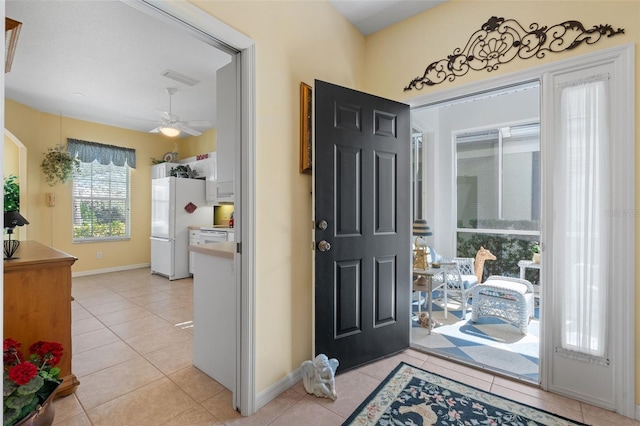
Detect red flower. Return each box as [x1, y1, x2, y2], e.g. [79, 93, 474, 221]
[8, 362, 38, 385]
[29, 341, 63, 367]
[3, 338, 24, 367]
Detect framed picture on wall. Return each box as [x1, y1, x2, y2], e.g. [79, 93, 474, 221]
[299, 82, 312, 174]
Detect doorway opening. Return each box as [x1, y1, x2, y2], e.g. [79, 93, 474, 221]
[409, 81, 541, 383]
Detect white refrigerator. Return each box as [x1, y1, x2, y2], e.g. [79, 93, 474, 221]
[151, 177, 211, 280]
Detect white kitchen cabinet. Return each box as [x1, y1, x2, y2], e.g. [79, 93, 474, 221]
[214, 59, 238, 203]
[151, 162, 179, 179]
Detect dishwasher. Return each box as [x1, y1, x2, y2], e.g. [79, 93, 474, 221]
[199, 228, 228, 244]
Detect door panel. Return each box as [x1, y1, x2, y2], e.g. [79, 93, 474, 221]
[541, 49, 635, 416]
[336, 147, 361, 235]
[314, 80, 411, 372]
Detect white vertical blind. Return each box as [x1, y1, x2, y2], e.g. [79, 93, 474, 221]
[555, 75, 609, 359]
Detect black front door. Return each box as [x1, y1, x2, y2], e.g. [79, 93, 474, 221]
[314, 80, 411, 373]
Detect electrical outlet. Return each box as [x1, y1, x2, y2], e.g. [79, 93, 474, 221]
[97, 251, 102, 259]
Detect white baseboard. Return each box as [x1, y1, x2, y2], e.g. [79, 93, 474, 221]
[255, 366, 303, 411]
[72, 263, 150, 277]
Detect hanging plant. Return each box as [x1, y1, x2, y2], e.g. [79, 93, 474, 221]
[40, 145, 80, 186]
[4, 175, 20, 212]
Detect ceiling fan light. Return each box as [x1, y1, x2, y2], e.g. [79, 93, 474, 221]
[160, 126, 180, 137]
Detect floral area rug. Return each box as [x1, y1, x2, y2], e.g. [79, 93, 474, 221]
[343, 362, 587, 426]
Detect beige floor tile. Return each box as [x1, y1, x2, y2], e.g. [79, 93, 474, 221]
[161, 405, 223, 426]
[109, 314, 173, 340]
[584, 412, 640, 426]
[124, 324, 192, 354]
[74, 356, 164, 410]
[65, 268, 636, 426]
[72, 340, 140, 377]
[221, 388, 305, 426]
[72, 327, 121, 354]
[157, 305, 194, 325]
[52, 412, 93, 426]
[71, 316, 105, 336]
[581, 403, 640, 425]
[145, 295, 195, 314]
[268, 398, 345, 426]
[71, 286, 113, 300]
[95, 305, 154, 327]
[201, 389, 244, 424]
[52, 393, 84, 423]
[128, 291, 174, 306]
[74, 291, 125, 307]
[82, 298, 140, 316]
[164, 287, 194, 300]
[169, 366, 225, 403]
[86, 377, 197, 426]
[307, 370, 380, 419]
[144, 338, 194, 375]
[426, 354, 495, 383]
[101, 281, 150, 293]
[71, 305, 94, 321]
[354, 351, 423, 380]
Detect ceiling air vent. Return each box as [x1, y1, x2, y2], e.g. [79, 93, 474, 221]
[160, 69, 200, 87]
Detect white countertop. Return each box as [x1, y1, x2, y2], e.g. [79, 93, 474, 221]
[188, 224, 233, 230]
[189, 242, 234, 259]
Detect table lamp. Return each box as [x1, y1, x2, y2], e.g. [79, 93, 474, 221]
[413, 219, 432, 285]
[4, 211, 29, 259]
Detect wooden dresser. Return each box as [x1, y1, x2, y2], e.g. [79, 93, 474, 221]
[3, 241, 79, 396]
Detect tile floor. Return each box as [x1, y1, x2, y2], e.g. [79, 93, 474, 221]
[53, 268, 637, 425]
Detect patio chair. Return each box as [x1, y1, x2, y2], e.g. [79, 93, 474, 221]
[430, 254, 478, 314]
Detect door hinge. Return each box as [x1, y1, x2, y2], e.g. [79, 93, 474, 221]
[236, 242, 241, 254]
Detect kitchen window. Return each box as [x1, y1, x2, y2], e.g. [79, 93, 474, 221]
[69, 139, 135, 242]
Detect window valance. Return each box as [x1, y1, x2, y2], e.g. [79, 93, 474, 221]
[67, 138, 136, 168]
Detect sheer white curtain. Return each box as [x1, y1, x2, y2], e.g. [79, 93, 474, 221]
[554, 75, 609, 360]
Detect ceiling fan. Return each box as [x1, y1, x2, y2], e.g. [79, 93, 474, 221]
[149, 88, 208, 137]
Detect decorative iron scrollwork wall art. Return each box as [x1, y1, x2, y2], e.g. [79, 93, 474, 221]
[404, 16, 624, 91]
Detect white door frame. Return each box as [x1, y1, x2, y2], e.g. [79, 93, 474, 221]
[406, 44, 635, 417]
[126, 0, 257, 415]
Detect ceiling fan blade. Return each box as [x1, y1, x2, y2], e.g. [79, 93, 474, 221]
[182, 120, 211, 127]
[177, 124, 202, 136]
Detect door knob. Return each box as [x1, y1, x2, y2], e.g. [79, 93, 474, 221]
[318, 240, 331, 252]
[317, 220, 328, 230]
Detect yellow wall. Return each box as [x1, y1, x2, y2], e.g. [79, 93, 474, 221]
[178, 128, 217, 159]
[3, 134, 18, 178]
[363, 0, 640, 404]
[192, 0, 365, 393]
[4, 99, 181, 272]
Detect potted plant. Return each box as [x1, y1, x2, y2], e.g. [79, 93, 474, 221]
[531, 241, 541, 264]
[3, 339, 63, 426]
[40, 145, 80, 186]
[4, 175, 20, 212]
